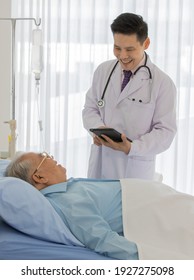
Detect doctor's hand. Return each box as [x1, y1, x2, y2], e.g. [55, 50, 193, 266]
[93, 135, 102, 146]
[92, 125, 106, 146]
[96, 134, 131, 154]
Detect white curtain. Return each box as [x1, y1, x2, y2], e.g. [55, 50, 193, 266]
[11, 0, 194, 194]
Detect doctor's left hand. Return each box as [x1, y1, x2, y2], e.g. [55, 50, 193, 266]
[97, 134, 131, 154]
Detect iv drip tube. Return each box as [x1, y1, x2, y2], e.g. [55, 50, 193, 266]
[31, 27, 44, 150]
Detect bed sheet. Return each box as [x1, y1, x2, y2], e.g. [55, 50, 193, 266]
[121, 178, 194, 260]
[0, 217, 113, 260]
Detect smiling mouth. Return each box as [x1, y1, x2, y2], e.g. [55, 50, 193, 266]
[120, 58, 133, 64]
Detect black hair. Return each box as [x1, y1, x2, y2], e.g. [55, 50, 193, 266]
[110, 13, 148, 44]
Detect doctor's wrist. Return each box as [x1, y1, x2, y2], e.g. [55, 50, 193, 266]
[124, 141, 131, 155]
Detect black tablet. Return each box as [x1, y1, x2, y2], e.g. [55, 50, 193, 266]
[90, 128, 132, 142]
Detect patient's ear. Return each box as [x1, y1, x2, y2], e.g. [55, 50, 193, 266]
[32, 173, 48, 184]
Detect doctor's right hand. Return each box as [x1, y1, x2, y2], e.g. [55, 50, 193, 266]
[92, 125, 106, 146]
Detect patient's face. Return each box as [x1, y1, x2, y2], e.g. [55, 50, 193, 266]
[30, 152, 67, 187]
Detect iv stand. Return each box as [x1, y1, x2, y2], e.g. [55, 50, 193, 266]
[0, 18, 41, 158]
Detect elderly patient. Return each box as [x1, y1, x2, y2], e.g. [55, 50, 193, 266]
[4, 151, 138, 260]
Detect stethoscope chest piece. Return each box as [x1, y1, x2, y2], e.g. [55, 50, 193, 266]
[97, 99, 105, 108]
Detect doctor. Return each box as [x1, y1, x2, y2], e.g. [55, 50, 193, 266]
[82, 13, 177, 180]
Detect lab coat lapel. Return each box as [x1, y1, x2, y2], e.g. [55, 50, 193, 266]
[118, 55, 153, 103]
[117, 71, 148, 103]
[108, 56, 153, 105]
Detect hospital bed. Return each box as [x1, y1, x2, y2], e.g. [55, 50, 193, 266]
[0, 160, 114, 260]
[1, 159, 194, 260]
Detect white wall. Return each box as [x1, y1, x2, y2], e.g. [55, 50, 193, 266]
[0, 0, 11, 154]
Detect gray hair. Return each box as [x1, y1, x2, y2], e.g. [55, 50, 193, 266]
[4, 152, 35, 186]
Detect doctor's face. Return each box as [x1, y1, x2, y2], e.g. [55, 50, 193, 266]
[113, 33, 150, 71]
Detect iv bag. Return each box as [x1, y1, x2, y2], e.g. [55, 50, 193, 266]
[31, 29, 43, 79]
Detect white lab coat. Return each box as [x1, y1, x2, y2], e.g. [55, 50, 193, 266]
[82, 55, 177, 180]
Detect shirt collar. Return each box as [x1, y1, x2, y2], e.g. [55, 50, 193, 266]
[40, 181, 68, 195]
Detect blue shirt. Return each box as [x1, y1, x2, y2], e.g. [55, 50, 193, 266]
[41, 178, 138, 260]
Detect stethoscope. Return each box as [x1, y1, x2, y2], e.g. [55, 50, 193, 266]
[97, 52, 152, 108]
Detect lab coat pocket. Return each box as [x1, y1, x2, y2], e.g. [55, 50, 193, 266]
[127, 156, 155, 180]
[126, 97, 154, 109]
[119, 99, 155, 136]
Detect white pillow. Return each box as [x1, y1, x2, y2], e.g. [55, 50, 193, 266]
[0, 177, 83, 246]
